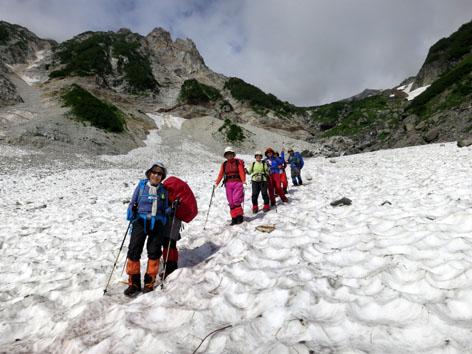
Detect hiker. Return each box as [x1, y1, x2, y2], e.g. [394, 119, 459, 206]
[160, 176, 198, 280]
[275, 151, 288, 194]
[160, 205, 180, 280]
[215, 147, 247, 225]
[124, 162, 174, 296]
[264, 148, 288, 204]
[287, 148, 304, 186]
[247, 151, 271, 213]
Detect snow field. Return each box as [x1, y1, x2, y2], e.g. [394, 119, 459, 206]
[1, 117, 472, 353]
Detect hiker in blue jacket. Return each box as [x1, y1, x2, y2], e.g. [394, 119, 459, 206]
[124, 162, 172, 296]
[287, 148, 304, 186]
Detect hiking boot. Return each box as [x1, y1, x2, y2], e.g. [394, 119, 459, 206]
[236, 215, 244, 224]
[299, 181, 303, 185]
[283, 188, 288, 194]
[143, 274, 154, 293]
[252, 205, 259, 214]
[124, 274, 141, 297]
[293, 181, 299, 186]
[282, 198, 289, 203]
[230, 217, 237, 225]
[263, 204, 270, 212]
[271, 202, 276, 207]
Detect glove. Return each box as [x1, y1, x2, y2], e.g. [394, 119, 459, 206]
[172, 197, 181, 208]
[132, 202, 138, 213]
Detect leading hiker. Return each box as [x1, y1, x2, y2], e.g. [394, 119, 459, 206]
[215, 147, 246, 225]
[124, 162, 173, 296]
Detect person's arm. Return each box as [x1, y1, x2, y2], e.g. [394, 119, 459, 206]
[215, 163, 224, 185]
[247, 162, 253, 175]
[238, 162, 246, 184]
[127, 184, 140, 219]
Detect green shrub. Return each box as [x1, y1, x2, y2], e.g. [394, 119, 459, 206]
[61, 84, 125, 132]
[407, 54, 472, 117]
[112, 37, 158, 92]
[50, 33, 158, 92]
[218, 119, 245, 142]
[425, 21, 472, 65]
[179, 79, 222, 104]
[0, 24, 10, 44]
[224, 77, 305, 118]
[53, 34, 112, 77]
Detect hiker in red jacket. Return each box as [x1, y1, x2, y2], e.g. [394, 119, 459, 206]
[215, 147, 247, 225]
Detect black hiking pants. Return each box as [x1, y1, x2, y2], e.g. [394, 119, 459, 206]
[127, 218, 165, 261]
[251, 180, 269, 206]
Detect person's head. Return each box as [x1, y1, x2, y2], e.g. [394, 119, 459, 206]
[145, 162, 167, 184]
[254, 151, 263, 162]
[274, 151, 280, 158]
[265, 148, 274, 158]
[288, 148, 294, 156]
[224, 146, 235, 160]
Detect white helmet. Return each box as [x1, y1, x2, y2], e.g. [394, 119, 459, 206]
[224, 146, 235, 156]
[254, 151, 263, 156]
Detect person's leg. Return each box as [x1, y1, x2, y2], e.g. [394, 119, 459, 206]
[272, 174, 287, 202]
[143, 220, 164, 292]
[252, 181, 261, 212]
[261, 181, 270, 211]
[267, 176, 276, 205]
[231, 182, 244, 223]
[226, 183, 238, 224]
[124, 219, 146, 296]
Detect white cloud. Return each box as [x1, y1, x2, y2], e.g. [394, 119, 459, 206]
[1, 0, 472, 105]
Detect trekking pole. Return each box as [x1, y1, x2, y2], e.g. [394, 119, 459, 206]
[103, 219, 133, 296]
[203, 185, 216, 230]
[161, 199, 180, 289]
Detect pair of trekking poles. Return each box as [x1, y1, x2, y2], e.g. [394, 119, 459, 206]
[103, 200, 180, 295]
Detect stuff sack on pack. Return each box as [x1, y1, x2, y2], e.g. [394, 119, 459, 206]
[163, 176, 198, 223]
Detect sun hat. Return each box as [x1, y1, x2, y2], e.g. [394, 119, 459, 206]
[224, 146, 235, 156]
[254, 151, 263, 157]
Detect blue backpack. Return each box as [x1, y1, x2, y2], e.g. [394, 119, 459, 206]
[294, 152, 304, 169]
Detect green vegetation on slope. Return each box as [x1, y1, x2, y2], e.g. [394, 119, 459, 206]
[112, 38, 158, 92]
[310, 95, 402, 137]
[224, 77, 305, 118]
[218, 119, 245, 142]
[0, 24, 10, 44]
[61, 84, 125, 132]
[179, 79, 222, 104]
[50, 33, 158, 92]
[407, 54, 472, 117]
[425, 21, 472, 65]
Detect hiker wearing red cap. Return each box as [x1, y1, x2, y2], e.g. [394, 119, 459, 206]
[264, 148, 288, 205]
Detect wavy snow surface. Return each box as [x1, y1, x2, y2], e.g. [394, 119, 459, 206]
[1, 127, 472, 353]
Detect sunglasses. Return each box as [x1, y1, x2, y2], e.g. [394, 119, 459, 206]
[150, 170, 164, 176]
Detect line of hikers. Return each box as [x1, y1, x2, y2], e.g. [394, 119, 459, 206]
[120, 147, 304, 296]
[215, 146, 304, 225]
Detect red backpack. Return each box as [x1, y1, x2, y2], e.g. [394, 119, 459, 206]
[163, 177, 198, 223]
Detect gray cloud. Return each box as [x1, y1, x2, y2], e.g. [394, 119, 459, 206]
[1, 0, 472, 105]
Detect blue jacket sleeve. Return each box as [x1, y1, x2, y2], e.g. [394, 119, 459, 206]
[127, 184, 140, 220]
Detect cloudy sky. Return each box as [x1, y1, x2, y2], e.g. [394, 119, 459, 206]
[2, 0, 472, 106]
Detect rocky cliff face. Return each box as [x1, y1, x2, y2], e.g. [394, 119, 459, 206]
[1, 20, 471, 157]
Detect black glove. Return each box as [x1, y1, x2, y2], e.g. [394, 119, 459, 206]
[132, 202, 138, 213]
[172, 197, 181, 208]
